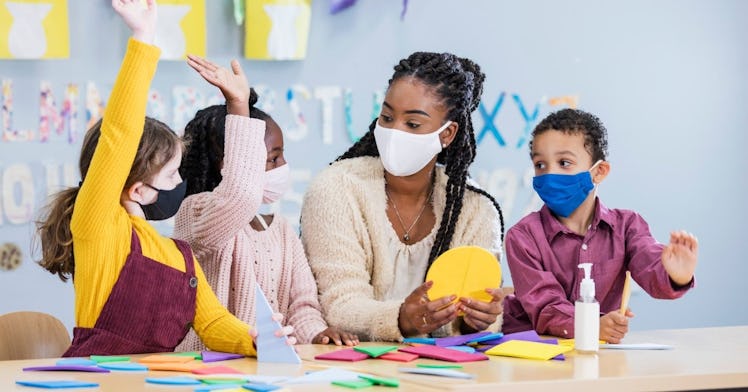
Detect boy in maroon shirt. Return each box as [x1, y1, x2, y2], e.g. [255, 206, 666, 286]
[502, 109, 698, 343]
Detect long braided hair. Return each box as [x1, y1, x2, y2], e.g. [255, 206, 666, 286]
[180, 88, 271, 196]
[336, 52, 505, 266]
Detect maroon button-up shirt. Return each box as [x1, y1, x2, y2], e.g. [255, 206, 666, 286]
[502, 198, 693, 337]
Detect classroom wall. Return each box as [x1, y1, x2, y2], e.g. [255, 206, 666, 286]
[1, 0, 746, 334]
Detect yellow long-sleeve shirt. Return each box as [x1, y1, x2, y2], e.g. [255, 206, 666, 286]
[69, 38, 255, 356]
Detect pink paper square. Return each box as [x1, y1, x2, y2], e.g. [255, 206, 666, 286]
[314, 348, 370, 362]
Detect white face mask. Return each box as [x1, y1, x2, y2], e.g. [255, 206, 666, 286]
[373, 121, 451, 177]
[262, 163, 290, 204]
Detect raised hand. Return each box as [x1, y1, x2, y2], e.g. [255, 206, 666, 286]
[112, 0, 157, 45]
[459, 287, 504, 332]
[312, 327, 359, 346]
[661, 230, 698, 286]
[186, 54, 250, 116]
[398, 281, 458, 337]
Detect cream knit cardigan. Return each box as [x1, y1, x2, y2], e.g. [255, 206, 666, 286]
[175, 115, 327, 350]
[301, 156, 503, 342]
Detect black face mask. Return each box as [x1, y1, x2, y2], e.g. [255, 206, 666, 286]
[138, 181, 187, 221]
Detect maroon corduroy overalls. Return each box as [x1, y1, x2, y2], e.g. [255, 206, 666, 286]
[64, 230, 197, 356]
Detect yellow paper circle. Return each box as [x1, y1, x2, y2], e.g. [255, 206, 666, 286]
[425, 246, 501, 305]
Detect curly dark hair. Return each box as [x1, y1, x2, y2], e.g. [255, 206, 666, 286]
[336, 52, 505, 266]
[180, 88, 271, 197]
[530, 108, 609, 163]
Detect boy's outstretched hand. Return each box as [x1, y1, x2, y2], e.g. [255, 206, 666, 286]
[186, 54, 250, 117]
[112, 0, 157, 45]
[661, 230, 699, 286]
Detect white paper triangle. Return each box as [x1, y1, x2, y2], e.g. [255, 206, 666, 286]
[255, 286, 301, 364]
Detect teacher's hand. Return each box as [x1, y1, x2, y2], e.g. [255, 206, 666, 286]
[459, 287, 504, 333]
[398, 281, 458, 337]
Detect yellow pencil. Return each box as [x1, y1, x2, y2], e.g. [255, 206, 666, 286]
[620, 271, 631, 315]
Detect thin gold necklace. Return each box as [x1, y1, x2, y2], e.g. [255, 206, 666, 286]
[385, 185, 434, 242]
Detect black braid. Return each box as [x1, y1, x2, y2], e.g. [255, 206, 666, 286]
[334, 52, 503, 266]
[181, 88, 272, 197]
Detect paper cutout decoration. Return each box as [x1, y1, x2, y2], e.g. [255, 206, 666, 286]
[85, 81, 105, 130]
[16, 380, 100, 389]
[2, 164, 35, 224]
[332, 379, 373, 389]
[201, 379, 244, 385]
[283, 367, 363, 384]
[358, 375, 399, 387]
[195, 385, 247, 392]
[168, 351, 202, 359]
[55, 358, 97, 367]
[233, 0, 245, 24]
[399, 367, 473, 379]
[0, 242, 22, 271]
[353, 345, 398, 358]
[469, 332, 503, 344]
[398, 345, 488, 363]
[153, 0, 205, 60]
[2, 79, 35, 141]
[245, 0, 311, 60]
[97, 362, 149, 371]
[145, 376, 203, 385]
[138, 354, 194, 364]
[425, 246, 501, 307]
[255, 285, 301, 364]
[329, 0, 408, 19]
[244, 383, 281, 391]
[39, 81, 78, 143]
[89, 355, 129, 363]
[314, 348, 369, 362]
[416, 364, 463, 369]
[192, 365, 244, 375]
[600, 343, 673, 350]
[146, 362, 206, 372]
[402, 337, 435, 345]
[202, 351, 244, 363]
[22, 365, 109, 373]
[0, 0, 69, 59]
[378, 352, 418, 363]
[485, 340, 573, 361]
[446, 346, 476, 354]
[434, 331, 491, 347]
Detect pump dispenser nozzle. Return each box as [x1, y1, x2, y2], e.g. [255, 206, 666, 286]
[578, 263, 596, 302]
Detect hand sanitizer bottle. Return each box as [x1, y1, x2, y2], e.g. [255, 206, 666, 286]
[575, 263, 599, 353]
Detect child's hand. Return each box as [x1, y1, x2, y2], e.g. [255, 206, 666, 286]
[250, 312, 297, 345]
[599, 309, 633, 344]
[186, 54, 250, 117]
[661, 230, 698, 286]
[458, 287, 504, 332]
[112, 0, 157, 45]
[312, 327, 359, 346]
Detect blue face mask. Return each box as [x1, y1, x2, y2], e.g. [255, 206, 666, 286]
[532, 161, 602, 218]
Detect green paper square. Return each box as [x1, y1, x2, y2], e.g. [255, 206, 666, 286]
[167, 351, 202, 360]
[90, 355, 130, 363]
[353, 345, 398, 358]
[416, 364, 463, 369]
[332, 379, 374, 389]
[201, 379, 245, 385]
[358, 375, 399, 387]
